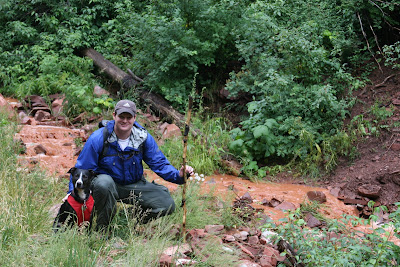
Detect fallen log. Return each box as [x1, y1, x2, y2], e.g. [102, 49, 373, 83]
[82, 48, 198, 136]
[82, 48, 139, 89]
[140, 90, 184, 125]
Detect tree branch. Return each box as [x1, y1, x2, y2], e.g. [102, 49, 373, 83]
[357, 12, 382, 72]
[374, 74, 396, 88]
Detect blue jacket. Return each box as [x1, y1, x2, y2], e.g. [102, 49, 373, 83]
[68, 120, 183, 193]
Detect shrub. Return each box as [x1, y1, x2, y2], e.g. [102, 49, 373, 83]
[226, 1, 362, 176]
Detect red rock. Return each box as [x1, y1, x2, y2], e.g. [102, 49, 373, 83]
[234, 241, 255, 259]
[0, 94, 15, 116]
[159, 253, 173, 267]
[261, 199, 270, 206]
[357, 184, 381, 199]
[187, 229, 206, 240]
[241, 192, 253, 203]
[237, 259, 261, 267]
[329, 187, 340, 197]
[274, 201, 296, 211]
[19, 112, 31, 125]
[223, 234, 236, 242]
[307, 191, 327, 203]
[239, 226, 251, 232]
[305, 213, 322, 228]
[159, 122, 182, 139]
[343, 198, 368, 205]
[258, 257, 274, 267]
[269, 198, 282, 207]
[34, 144, 47, 155]
[249, 229, 260, 236]
[391, 143, 400, 151]
[163, 243, 191, 257]
[239, 231, 249, 241]
[260, 246, 284, 266]
[51, 98, 65, 116]
[93, 85, 110, 96]
[34, 110, 51, 122]
[205, 224, 224, 234]
[248, 235, 259, 245]
[143, 113, 160, 122]
[25, 95, 48, 108]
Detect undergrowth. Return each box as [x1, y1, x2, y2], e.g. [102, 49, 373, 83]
[262, 201, 400, 266]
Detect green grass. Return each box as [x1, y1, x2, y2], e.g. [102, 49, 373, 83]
[157, 115, 234, 176]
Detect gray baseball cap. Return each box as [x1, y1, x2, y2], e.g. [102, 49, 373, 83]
[114, 100, 136, 116]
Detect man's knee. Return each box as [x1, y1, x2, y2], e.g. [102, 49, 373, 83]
[92, 174, 115, 196]
[146, 192, 176, 217]
[163, 197, 175, 215]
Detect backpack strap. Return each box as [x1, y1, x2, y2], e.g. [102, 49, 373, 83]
[98, 121, 144, 161]
[99, 126, 110, 161]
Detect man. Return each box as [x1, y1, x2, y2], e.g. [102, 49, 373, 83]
[67, 99, 194, 230]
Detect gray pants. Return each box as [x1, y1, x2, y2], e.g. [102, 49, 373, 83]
[91, 174, 176, 229]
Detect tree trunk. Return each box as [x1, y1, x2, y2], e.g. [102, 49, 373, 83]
[139, 90, 185, 124]
[82, 48, 138, 89]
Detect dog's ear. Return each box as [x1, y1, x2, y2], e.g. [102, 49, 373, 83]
[67, 167, 76, 174]
[88, 169, 96, 177]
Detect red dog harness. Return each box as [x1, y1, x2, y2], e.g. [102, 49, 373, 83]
[67, 195, 94, 226]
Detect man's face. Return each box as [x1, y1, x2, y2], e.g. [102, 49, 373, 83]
[113, 112, 136, 132]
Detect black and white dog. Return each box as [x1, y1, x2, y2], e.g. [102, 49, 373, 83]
[53, 167, 96, 232]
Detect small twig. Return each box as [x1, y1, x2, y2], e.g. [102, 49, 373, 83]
[385, 20, 400, 32]
[373, 0, 400, 6]
[368, 20, 383, 55]
[127, 69, 144, 83]
[357, 12, 382, 72]
[368, 0, 387, 16]
[381, 135, 396, 156]
[374, 74, 396, 88]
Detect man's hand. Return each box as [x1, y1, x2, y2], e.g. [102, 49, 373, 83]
[179, 165, 194, 178]
[62, 193, 71, 202]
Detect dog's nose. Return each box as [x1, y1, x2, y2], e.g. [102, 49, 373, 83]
[76, 181, 83, 187]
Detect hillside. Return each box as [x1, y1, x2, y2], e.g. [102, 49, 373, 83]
[326, 63, 400, 219]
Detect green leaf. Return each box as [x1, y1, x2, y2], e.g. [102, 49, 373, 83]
[248, 102, 258, 113]
[229, 139, 244, 151]
[93, 107, 101, 114]
[253, 125, 269, 138]
[265, 118, 277, 128]
[248, 161, 258, 170]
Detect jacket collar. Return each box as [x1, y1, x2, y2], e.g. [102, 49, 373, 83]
[107, 121, 147, 149]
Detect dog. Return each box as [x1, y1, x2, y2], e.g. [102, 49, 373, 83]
[53, 167, 96, 232]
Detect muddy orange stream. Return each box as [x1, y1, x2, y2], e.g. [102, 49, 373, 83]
[148, 171, 357, 221]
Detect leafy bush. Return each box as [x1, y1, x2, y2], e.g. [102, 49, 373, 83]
[102, 0, 247, 110]
[264, 205, 400, 266]
[0, 0, 123, 117]
[381, 41, 400, 69]
[225, 1, 366, 176]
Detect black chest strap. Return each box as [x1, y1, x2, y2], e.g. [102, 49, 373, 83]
[98, 122, 143, 161]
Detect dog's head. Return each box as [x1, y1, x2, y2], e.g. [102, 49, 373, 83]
[68, 167, 96, 190]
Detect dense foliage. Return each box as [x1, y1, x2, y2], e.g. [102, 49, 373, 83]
[1, 0, 399, 175]
[268, 203, 400, 266]
[227, 0, 400, 176]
